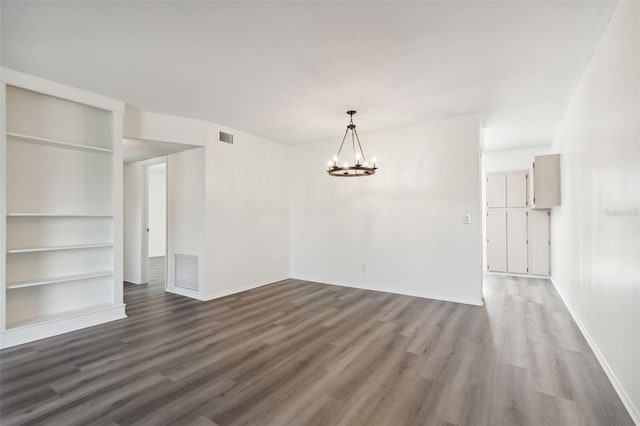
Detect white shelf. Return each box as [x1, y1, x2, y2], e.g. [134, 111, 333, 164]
[6, 303, 118, 330]
[6, 131, 112, 153]
[7, 213, 113, 217]
[6, 243, 113, 254]
[7, 270, 113, 290]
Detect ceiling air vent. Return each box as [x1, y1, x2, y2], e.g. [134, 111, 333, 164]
[219, 131, 234, 144]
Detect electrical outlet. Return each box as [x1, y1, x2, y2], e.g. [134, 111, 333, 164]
[464, 214, 472, 224]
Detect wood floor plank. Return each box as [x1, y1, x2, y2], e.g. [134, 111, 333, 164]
[0, 271, 634, 425]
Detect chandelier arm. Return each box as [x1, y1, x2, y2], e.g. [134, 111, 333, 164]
[351, 128, 356, 164]
[335, 126, 350, 158]
[353, 127, 367, 162]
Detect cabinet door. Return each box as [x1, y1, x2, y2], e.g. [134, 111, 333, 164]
[507, 210, 528, 274]
[507, 171, 528, 207]
[533, 154, 561, 207]
[528, 210, 550, 275]
[486, 209, 507, 272]
[486, 174, 506, 208]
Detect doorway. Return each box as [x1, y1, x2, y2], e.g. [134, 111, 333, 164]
[122, 137, 201, 289]
[145, 160, 167, 288]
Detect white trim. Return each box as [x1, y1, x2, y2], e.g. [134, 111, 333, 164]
[141, 156, 168, 286]
[7, 213, 113, 217]
[6, 132, 113, 153]
[7, 243, 113, 253]
[166, 275, 484, 307]
[0, 82, 6, 331]
[7, 270, 113, 289]
[292, 276, 485, 306]
[0, 67, 124, 113]
[0, 304, 127, 349]
[166, 285, 202, 300]
[199, 276, 291, 301]
[487, 271, 550, 278]
[550, 278, 640, 425]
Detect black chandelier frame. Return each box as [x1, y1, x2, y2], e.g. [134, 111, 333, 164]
[327, 110, 378, 177]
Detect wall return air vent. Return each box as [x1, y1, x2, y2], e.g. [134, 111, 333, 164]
[219, 131, 234, 144]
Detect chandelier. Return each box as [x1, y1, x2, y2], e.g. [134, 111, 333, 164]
[327, 110, 377, 177]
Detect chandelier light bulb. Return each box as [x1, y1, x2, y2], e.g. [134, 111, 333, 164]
[372, 157, 377, 165]
[327, 160, 333, 168]
[343, 162, 349, 168]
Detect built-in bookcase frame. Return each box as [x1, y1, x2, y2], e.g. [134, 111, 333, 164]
[0, 67, 126, 348]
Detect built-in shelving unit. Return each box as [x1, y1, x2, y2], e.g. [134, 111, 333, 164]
[1, 67, 126, 348]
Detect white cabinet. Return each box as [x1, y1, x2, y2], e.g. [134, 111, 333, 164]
[533, 154, 561, 208]
[486, 209, 507, 272]
[506, 171, 529, 207]
[506, 210, 528, 274]
[528, 210, 550, 275]
[486, 173, 506, 208]
[1, 68, 126, 348]
[485, 168, 550, 276]
[487, 170, 529, 208]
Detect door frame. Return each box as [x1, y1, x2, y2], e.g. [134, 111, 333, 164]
[140, 156, 168, 288]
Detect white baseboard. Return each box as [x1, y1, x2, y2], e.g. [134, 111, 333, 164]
[550, 278, 639, 425]
[0, 304, 127, 349]
[487, 271, 550, 279]
[291, 276, 484, 306]
[200, 277, 291, 301]
[166, 285, 201, 300]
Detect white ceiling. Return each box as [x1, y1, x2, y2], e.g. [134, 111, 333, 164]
[1, 1, 616, 151]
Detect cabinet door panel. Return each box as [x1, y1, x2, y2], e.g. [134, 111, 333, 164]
[507, 210, 528, 274]
[487, 210, 507, 272]
[507, 172, 528, 207]
[533, 154, 561, 207]
[486, 174, 506, 208]
[528, 210, 550, 275]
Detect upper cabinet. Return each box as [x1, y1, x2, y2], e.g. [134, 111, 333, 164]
[486, 170, 529, 208]
[506, 170, 529, 208]
[486, 173, 507, 208]
[532, 154, 561, 208]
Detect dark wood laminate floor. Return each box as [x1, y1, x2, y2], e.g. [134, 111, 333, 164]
[0, 274, 633, 426]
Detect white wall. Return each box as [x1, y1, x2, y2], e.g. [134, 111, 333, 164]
[550, 2, 639, 423]
[482, 145, 550, 173]
[147, 163, 166, 258]
[166, 148, 206, 298]
[123, 162, 144, 284]
[124, 108, 290, 300]
[289, 114, 483, 305]
[204, 130, 290, 299]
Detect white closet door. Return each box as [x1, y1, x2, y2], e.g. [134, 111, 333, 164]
[507, 210, 528, 274]
[486, 174, 506, 208]
[486, 209, 507, 272]
[507, 171, 528, 207]
[528, 210, 550, 275]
